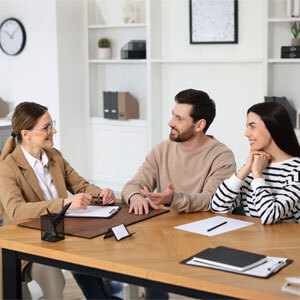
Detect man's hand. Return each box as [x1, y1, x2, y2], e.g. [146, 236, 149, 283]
[128, 193, 159, 215]
[140, 183, 174, 206]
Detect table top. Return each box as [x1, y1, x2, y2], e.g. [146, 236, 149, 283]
[0, 210, 299, 299]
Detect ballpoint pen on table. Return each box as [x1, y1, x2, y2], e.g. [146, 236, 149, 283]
[207, 221, 227, 232]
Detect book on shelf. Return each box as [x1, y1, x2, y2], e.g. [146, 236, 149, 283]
[192, 246, 267, 272]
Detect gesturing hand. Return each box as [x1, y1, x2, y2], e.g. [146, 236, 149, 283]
[140, 183, 175, 206]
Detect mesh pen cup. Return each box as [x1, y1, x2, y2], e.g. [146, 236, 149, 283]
[40, 213, 65, 242]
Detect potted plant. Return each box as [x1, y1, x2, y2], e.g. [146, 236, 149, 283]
[98, 38, 112, 59]
[291, 22, 300, 46]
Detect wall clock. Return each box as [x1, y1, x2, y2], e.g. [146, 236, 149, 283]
[0, 18, 26, 55]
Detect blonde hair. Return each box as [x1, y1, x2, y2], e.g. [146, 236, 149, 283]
[0, 102, 48, 161]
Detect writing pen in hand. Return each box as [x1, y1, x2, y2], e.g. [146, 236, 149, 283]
[207, 221, 227, 232]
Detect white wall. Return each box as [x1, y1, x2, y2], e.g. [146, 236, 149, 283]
[0, 0, 61, 148]
[159, 0, 264, 168]
[56, 0, 89, 177]
[0, 0, 88, 176]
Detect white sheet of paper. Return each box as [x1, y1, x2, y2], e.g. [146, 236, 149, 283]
[65, 205, 119, 218]
[174, 216, 254, 236]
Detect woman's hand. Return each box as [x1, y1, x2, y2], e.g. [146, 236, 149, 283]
[237, 151, 271, 180]
[252, 154, 270, 178]
[100, 188, 115, 205]
[64, 192, 92, 210]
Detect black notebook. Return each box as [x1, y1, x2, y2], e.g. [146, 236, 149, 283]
[193, 246, 267, 272]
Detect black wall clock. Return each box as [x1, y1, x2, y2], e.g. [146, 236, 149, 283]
[0, 18, 26, 56]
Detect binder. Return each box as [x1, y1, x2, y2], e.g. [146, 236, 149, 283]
[192, 246, 267, 272]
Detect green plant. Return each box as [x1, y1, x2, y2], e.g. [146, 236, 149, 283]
[291, 22, 300, 38]
[98, 38, 110, 48]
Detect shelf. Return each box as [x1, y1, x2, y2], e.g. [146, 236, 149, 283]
[268, 58, 300, 63]
[268, 17, 300, 23]
[90, 117, 147, 127]
[150, 59, 263, 64]
[89, 59, 147, 64]
[88, 23, 147, 29]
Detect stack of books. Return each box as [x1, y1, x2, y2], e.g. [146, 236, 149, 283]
[281, 46, 300, 58]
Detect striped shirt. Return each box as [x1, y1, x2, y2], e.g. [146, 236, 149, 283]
[210, 157, 300, 224]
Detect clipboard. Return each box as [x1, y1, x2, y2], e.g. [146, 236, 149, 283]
[181, 252, 293, 278]
[65, 205, 120, 219]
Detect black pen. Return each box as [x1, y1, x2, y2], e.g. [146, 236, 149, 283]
[207, 221, 227, 232]
[92, 196, 103, 200]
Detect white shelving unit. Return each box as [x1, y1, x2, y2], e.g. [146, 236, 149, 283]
[264, 0, 300, 122]
[86, 0, 162, 192]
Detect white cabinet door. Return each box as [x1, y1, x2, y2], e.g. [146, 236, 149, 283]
[117, 126, 148, 184]
[91, 122, 147, 192]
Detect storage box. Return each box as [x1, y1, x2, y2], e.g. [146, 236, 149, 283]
[121, 40, 146, 59]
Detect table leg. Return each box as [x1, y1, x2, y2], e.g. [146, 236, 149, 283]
[2, 248, 22, 299]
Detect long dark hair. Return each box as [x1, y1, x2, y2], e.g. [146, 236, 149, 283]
[247, 102, 300, 157]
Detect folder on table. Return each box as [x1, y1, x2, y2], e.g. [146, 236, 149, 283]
[181, 246, 293, 278]
[192, 246, 267, 272]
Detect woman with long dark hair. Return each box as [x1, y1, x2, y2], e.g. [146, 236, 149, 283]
[211, 102, 300, 224]
[0, 102, 115, 299]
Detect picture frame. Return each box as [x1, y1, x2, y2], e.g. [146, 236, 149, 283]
[189, 0, 238, 44]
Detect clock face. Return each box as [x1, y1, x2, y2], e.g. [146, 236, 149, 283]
[0, 18, 26, 56]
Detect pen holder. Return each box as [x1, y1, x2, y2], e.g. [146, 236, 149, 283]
[40, 213, 65, 242]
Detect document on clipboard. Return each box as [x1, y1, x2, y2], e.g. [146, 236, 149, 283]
[65, 205, 120, 218]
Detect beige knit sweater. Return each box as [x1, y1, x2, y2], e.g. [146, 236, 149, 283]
[122, 138, 236, 212]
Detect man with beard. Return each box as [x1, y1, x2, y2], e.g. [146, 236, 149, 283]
[122, 89, 236, 215]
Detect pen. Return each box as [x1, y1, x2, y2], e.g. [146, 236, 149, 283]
[92, 196, 103, 200]
[207, 221, 227, 232]
[43, 202, 71, 240]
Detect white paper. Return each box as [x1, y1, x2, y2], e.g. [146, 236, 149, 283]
[65, 205, 120, 218]
[186, 256, 288, 278]
[174, 216, 254, 236]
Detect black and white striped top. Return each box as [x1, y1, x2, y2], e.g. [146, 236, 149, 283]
[210, 157, 300, 224]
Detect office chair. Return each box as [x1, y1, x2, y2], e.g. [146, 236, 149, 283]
[0, 125, 12, 155]
[0, 125, 12, 226]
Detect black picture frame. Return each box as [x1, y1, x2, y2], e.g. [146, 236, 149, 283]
[189, 0, 238, 44]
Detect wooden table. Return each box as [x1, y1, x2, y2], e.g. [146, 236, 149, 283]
[1, 211, 299, 299]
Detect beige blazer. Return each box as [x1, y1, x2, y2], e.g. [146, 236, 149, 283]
[0, 144, 102, 225]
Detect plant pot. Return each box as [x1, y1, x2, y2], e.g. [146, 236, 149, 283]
[98, 48, 112, 59]
[291, 38, 300, 46]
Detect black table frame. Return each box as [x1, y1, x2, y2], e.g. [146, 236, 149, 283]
[2, 248, 236, 299]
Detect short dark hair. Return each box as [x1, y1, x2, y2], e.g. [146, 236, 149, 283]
[247, 102, 300, 157]
[174, 89, 216, 132]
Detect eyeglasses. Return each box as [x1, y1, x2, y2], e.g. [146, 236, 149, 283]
[31, 120, 56, 135]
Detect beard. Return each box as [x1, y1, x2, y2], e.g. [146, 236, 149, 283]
[169, 126, 195, 142]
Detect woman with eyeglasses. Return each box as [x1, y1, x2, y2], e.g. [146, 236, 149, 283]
[0, 102, 116, 299]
